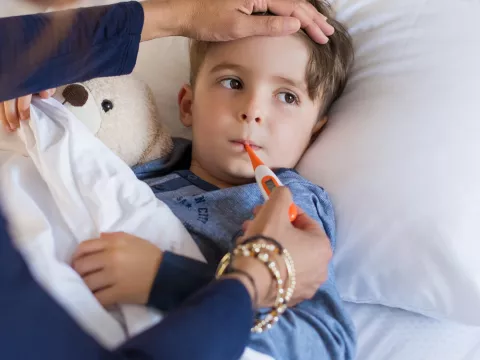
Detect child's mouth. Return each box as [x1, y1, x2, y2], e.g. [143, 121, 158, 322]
[230, 140, 261, 151]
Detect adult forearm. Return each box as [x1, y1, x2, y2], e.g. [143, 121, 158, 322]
[140, 0, 182, 42]
[0, 2, 144, 102]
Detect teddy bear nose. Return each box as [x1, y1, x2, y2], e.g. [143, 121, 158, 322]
[62, 84, 89, 107]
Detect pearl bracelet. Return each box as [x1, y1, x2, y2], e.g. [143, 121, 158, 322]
[216, 236, 296, 333]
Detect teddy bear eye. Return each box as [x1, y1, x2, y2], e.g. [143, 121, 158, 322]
[101, 100, 114, 113]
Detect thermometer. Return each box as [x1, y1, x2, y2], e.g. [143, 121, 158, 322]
[244, 144, 298, 222]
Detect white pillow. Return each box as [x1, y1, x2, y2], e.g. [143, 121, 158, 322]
[298, 0, 480, 325]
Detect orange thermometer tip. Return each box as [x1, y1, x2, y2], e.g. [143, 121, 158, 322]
[244, 143, 264, 170]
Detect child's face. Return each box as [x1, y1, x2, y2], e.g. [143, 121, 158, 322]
[179, 35, 326, 187]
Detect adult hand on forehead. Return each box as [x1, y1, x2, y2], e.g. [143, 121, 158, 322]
[26, 0, 334, 44]
[24, 0, 78, 5]
[144, 0, 335, 44]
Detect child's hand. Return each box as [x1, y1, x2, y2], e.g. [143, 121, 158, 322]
[1, 89, 56, 132]
[72, 232, 163, 307]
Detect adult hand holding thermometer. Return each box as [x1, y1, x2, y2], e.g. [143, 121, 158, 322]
[244, 144, 298, 222]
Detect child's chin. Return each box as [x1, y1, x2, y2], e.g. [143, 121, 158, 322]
[224, 166, 255, 183]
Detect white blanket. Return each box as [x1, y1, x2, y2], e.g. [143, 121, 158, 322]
[0, 97, 205, 349]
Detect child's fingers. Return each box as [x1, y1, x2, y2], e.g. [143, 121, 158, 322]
[94, 287, 118, 307]
[72, 251, 107, 276]
[72, 238, 108, 261]
[82, 270, 114, 293]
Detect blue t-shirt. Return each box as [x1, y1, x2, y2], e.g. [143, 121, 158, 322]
[134, 138, 356, 360]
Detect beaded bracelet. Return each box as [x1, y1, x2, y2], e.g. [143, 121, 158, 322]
[240, 235, 297, 304]
[216, 236, 296, 333]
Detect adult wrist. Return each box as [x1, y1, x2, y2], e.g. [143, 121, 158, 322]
[231, 257, 274, 308]
[140, 0, 183, 42]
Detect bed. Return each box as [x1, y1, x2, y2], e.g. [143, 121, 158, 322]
[346, 302, 480, 360]
[2, 0, 480, 359]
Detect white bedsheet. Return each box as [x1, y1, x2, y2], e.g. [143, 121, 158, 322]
[0, 97, 270, 360]
[0, 97, 205, 349]
[346, 301, 480, 360]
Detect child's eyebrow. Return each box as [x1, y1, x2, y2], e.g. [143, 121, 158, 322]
[209, 62, 245, 74]
[272, 75, 307, 92]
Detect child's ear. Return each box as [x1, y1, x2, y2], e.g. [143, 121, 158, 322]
[312, 116, 328, 136]
[178, 84, 194, 127]
[309, 116, 328, 145]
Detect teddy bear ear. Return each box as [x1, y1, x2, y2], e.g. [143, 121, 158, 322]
[62, 84, 89, 107]
[54, 83, 103, 135]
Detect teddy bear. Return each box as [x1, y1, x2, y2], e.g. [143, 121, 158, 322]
[52, 74, 173, 167]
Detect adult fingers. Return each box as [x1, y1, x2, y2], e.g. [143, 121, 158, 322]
[0, 104, 10, 132]
[241, 14, 300, 38]
[259, 186, 294, 221]
[244, 187, 294, 237]
[252, 205, 263, 215]
[300, 0, 335, 36]
[262, 0, 334, 43]
[39, 88, 56, 99]
[291, 209, 323, 232]
[26, 0, 79, 6]
[241, 219, 253, 233]
[3, 100, 20, 131]
[17, 94, 33, 121]
[286, 1, 330, 44]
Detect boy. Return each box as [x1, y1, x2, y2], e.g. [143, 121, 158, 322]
[72, 1, 355, 359]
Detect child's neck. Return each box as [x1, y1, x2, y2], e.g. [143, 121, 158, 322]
[189, 159, 252, 189]
[189, 160, 234, 189]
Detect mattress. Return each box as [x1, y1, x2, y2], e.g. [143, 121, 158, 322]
[345, 302, 480, 360]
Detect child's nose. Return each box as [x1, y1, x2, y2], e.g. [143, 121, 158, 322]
[239, 112, 262, 124]
[238, 96, 264, 124]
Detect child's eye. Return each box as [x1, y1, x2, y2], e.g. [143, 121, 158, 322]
[220, 78, 242, 90]
[277, 92, 299, 105]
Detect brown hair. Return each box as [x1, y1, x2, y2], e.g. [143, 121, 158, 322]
[189, 0, 354, 116]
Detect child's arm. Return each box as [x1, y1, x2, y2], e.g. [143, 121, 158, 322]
[247, 181, 356, 360]
[72, 232, 216, 310]
[0, 210, 253, 360]
[147, 251, 216, 311]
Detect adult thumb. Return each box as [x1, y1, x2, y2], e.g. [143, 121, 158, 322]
[261, 187, 295, 221]
[246, 15, 300, 37]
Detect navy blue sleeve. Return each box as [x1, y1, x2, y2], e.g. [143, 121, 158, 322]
[0, 1, 144, 102]
[148, 251, 216, 311]
[0, 209, 253, 360]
